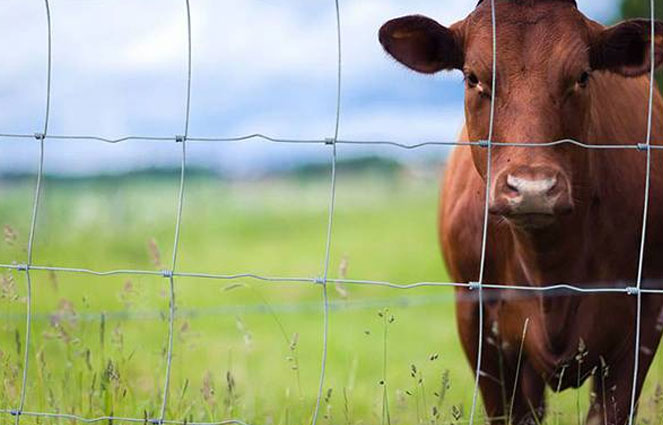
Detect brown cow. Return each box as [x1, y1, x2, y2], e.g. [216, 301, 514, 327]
[380, 1, 663, 424]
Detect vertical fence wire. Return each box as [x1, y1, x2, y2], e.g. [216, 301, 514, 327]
[468, 0, 497, 424]
[13, 1, 51, 424]
[157, 0, 192, 422]
[310, 0, 342, 424]
[628, 0, 656, 423]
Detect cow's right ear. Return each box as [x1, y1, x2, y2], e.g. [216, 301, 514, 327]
[590, 19, 663, 77]
[379, 15, 464, 74]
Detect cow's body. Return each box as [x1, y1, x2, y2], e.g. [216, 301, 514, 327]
[441, 72, 663, 423]
[379, 0, 663, 423]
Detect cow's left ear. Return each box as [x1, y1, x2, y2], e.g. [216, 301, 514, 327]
[590, 19, 663, 77]
[379, 15, 464, 74]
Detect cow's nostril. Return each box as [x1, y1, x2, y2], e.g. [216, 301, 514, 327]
[505, 178, 519, 194]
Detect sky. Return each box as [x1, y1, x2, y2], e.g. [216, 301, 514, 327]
[0, 0, 620, 177]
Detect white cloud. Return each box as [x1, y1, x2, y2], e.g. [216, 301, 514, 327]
[0, 0, 621, 175]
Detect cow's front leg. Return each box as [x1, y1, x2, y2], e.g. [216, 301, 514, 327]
[587, 351, 655, 425]
[587, 298, 663, 425]
[587, 358, 639, 425]
[457, 289, 508, 423]
[456, 290, 545, 424]
[508, 360, 545, 425]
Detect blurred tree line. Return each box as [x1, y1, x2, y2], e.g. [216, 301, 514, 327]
[620, 0, 663, 21]
[619, 0, 663, 89]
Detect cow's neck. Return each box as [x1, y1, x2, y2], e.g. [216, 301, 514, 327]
[506, 214, 593, 353]
[507, 213, 590, 285]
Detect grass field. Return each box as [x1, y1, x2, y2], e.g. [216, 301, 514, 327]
[1, 168, 663, 424]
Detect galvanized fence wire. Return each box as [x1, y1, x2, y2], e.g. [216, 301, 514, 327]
[311, 0, 342, 424]
[628, 0, 657, 423]
[3, 263, 663, 293]
[0, 0, 662, 424]
[469, 0, 497, 423]
[157, 0, 192, 422]
[0, 409, 517, 425]
[4, 133, 663, 149]
[11, 1, 51, 425]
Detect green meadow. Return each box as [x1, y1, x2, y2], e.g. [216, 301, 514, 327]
[0, 166, 662, 424]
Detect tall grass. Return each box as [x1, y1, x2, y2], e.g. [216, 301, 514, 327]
[0, 174, 661, 423]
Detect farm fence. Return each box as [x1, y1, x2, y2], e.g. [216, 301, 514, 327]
[0, 0, 661, 424]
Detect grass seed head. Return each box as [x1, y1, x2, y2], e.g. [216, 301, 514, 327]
[148, 237, 162, 269]
[3, 225, 17, 245]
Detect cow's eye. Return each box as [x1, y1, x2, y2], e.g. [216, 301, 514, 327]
[577, 71, 590, 88]
[466, 72, 479, 88]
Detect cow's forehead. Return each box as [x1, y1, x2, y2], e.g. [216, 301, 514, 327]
[475, 0, 578, 10]
[463, 1, 590, 74]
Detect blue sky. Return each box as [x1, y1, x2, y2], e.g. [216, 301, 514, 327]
[0, 0, 620, 176]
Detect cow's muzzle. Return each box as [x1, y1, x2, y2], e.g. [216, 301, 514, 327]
[489, 166, 573, 228]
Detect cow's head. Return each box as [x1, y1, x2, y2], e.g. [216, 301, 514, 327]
[380, 0, 663, 229]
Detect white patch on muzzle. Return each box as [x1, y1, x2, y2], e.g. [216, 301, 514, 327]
[506, 175, 559, 214]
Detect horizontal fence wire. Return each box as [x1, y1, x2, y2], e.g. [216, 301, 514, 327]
[0, 410, 251, 425]
[0, 409, 516, 425]
[1, 0, 662, 423]
[2, 263, 663, 295]
[1, 132, 663, 150]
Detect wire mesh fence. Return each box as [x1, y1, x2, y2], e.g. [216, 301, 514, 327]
[0, 0, 661, 424]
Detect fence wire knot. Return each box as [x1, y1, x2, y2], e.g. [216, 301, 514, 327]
[324, 137, 336, 145]
[161, 269, 174, 278]
[637, 143, 650, 152]
[148, 419, 163, 425]
[33, 132, 45, 140]
[626, 286, 640, 296]
[9, 410, 21, 417]
[175, 135, 186, 143]
[314, 276, 326, 285]
[16, 264, 29, 272]
[468, 281, 481, 291]
[478, 140, 490, 148]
